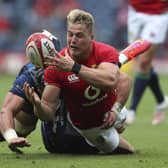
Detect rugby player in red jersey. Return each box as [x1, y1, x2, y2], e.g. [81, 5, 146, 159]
[24, 9, 136, 154]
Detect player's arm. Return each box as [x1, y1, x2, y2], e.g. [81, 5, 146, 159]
[0, 93, 24, 135]
[101, 72, 132, 129]
[23, 83, 61, 121]
[114, 72, 132, 106]
[45, 49, 120, 91]
[77, 62, 120, 91]
[0, 92, 30, 153]
[44, 39, 150, 91]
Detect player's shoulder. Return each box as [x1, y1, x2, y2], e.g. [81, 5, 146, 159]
[92, 41, 119, 60]
[18, 63, 35, 75]
[15, 63, 36, 85]
[93, 41, 118, 53]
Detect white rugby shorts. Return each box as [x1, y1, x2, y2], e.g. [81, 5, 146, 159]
[67, 107, 127, 153]
[127, 6, 168, 44]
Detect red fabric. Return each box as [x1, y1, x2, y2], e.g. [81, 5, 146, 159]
[0, 17, 12, 31]
[33, 0, 79, 17]
[33, 0, 56, 16]
[44, 41, 119, 129]
[130, 0, 168, 14]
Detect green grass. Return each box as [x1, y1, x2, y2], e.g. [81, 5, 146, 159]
[0, 73, 168, 168]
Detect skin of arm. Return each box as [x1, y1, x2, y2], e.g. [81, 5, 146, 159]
[0, 92, 31, 153]
[45, 51, 120, 91]
[0, 92, 24, 135]
[35, 85, 61, 121]
[101, 72, 132, 129]
[77, 62, 120, 91]
[115, 72, 132, 106]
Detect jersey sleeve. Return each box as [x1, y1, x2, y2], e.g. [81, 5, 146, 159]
[98, 43, 119, 65]
[44, 66, 61, 88]
[9, 67, 35, 100]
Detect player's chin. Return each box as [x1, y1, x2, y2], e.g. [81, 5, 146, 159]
[69, 47, 80, 56]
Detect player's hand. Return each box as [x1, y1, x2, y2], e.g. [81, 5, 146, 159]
[44, 49, 75, 72]
[8, 137, 31, 154]
[115, 125, 126, 134]
[23, 82, 41, 106]
[101, 110, 117, 129]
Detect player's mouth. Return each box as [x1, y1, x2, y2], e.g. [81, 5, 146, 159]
[70, 45, 78, 50]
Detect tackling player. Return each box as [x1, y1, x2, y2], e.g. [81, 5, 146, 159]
[0, 30, 66, 153]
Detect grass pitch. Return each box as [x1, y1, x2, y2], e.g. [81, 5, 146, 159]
[0, 73, 168, 168]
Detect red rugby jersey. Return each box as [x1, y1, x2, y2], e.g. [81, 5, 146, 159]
[130, 0, 168, 14]
[44, 41, 119, 129]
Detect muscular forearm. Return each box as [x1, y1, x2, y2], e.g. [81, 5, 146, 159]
[33, 101, 56, 121]
[77, 63, 120, 91]
[0, 109, 14, 133]
[115, 72, 132, 106]
[0, 108, 18, 142]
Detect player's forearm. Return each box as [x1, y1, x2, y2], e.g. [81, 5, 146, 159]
[33, 101, 55, 121]
[76, 64, 120, 91]
[0, 108, 14, 132]
[115, 73, 132, 106]
[0, 108, 18, 142]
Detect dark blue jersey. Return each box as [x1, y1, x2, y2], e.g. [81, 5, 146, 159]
[9, 63, 44, 115]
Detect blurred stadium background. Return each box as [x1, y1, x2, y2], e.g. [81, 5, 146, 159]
[0, 0, 167, 75]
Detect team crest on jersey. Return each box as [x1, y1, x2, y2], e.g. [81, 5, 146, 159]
[67, 74, 79, 83]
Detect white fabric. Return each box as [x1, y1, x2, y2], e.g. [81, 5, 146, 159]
[128, 6, 168, 44]
[114, 106, 127, 129]
[67, 113, 119, 153]
[3, 128, 18, 143]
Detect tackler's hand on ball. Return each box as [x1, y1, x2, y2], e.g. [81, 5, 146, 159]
[23, 82, 41, 108]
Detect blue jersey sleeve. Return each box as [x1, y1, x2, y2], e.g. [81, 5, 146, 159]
[9, 64, 35, 100]
[9, 64, 38, 115]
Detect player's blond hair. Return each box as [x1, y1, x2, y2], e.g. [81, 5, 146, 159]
[67, 9, 95, 34]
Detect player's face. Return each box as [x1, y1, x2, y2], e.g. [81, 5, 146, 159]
[67, 23, 93, 61]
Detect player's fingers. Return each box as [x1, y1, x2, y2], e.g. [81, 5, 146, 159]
[45, 55, 58, 61]
[10, 137, 31, 146]
[23, 82, 36, 104]
[8, 144, 23, 154]
[103, 112, 109, 122]
[8, 139, 31, 154]
[15, 139, 31, 147]
[44, 56, 59, 67]
[23, 82, 31, 99]
[64, 49, 70, 57]
[102, 112, 116, 129]
[52, 48, 62, 58]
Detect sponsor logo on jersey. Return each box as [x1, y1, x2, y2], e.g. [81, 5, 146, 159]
[67, 74, 79, 83]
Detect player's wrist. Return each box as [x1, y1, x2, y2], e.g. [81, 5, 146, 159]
[112, 102, 122, 117]
[71, 62, 81, 74]
[3, 128, 18, 143]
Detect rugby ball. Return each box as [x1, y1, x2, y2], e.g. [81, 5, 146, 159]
[26, 32, 55, 68]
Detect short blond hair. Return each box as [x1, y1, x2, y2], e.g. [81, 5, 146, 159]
[67, 9, 95, 34]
